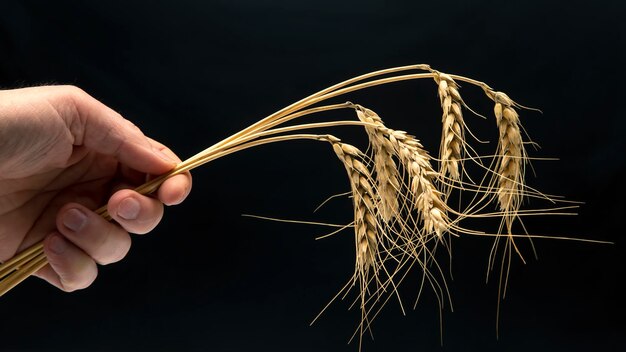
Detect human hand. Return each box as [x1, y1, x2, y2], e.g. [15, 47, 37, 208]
[0, 86, 192, 291]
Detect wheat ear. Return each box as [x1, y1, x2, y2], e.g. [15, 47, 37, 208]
[330, 138, 379, 274]
[493, 91, 526, 232]
[394, 132, 449, 238]
[352, 105, 448, 238]
[433, 71, 465, 182]
[354, 106, 401, 223]
[329, 136, 383, 348]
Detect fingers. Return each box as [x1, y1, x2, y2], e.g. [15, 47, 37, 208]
[36, 189, 165, 291]
[148, 140, 192, 206]
[38, 233, 98, 292]
[158, 172, 192, 205]
[36, 198, 139, 292]
[41, 143, 189, 293]
[107, 189, 164, 234]
[56, 203, 132, 264]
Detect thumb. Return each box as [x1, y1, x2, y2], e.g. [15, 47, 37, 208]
[52, 86, 176, 175]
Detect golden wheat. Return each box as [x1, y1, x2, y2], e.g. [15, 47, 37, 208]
[493, 92, 526, 230]
[393, 129, 449, 238]
[0, 64, 598, 352]
[355, 106, 401, 222]
[433, 71, 465, 182]
[330, 138, 379, 273]
[352, 104, 448, 238]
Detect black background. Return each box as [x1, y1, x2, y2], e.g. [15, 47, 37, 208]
[1, 1, 625, 351]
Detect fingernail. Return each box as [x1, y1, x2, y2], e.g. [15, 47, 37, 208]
[63, 208, 87, 232]
[49, 235, 68, 255]
[118, 197, 140, 220]
[153, 147, 175, 163]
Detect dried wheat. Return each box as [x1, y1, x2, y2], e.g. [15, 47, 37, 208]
[393, 132, 448, 237]
[355, 106, 400, 223]
[433, 71, 465, 182]
[0, 64, 591, 352]
[493, 91, 526, 230]
[351, 104, 448, 238]
[330, 139, 379, 273]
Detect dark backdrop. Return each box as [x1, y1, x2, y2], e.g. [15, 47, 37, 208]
[1, 1, 624, 351]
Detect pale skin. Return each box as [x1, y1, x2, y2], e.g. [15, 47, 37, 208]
[0, 85, 192, 292]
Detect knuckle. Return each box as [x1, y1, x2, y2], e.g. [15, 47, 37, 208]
[122, 117, 141, 133]
[57, 84, 87, 100]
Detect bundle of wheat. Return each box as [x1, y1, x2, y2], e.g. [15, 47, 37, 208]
[0, 64, 601, 350]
